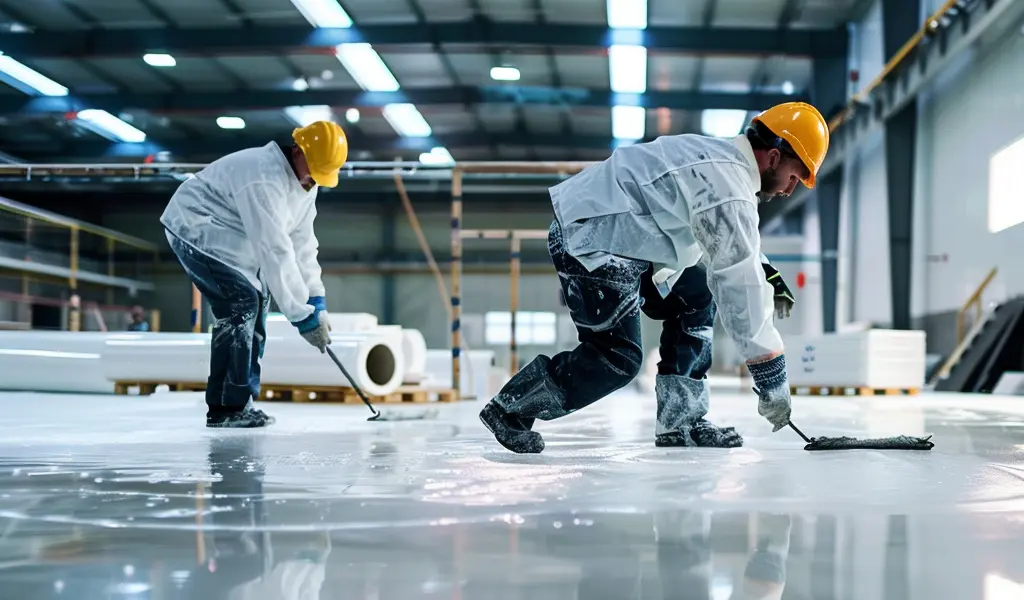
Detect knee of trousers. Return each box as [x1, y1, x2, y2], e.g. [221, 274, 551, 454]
[597, 340, 643, 383]
[493, 356, 568, 420]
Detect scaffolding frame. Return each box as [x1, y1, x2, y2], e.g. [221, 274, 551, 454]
[449, 162, 593, 399]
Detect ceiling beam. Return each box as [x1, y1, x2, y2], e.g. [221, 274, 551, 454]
[0, 87, 806, 115]
[0, 22, 849, 59]
[8, 131, 630, 160]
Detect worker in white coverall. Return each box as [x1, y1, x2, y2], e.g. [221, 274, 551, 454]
[161, 121, 348, 428]
[479, 102, 829, 453]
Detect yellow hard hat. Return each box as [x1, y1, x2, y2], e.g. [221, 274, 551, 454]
[751, 102, 829, 188]
[292, 120, 348, 188]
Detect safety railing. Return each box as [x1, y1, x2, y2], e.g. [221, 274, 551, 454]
[956, 267, 998, 346]
[828, 0, 965, 133]
[0, 195, 158, 331]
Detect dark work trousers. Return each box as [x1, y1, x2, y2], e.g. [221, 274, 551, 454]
[166, 230, 269, 413]
[639, 262, 716, 379]
[495, 219, 715, 425]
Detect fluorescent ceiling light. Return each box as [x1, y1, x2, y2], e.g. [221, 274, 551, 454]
[75, 109, 147, 143]
[336, 43, 400, 92]
[419, 147, 455, 165]
[291, 77, 309, 91]
[345, 108, 360, 123]
[490, 66, 521, 81]
[143, 53, 175, 67]
[611, 105, 645, 140]
[782, 80, 794, 95]
[383, 103, 432, 137]
[284, 105, 334, 127]
[216, 116, 246, 130]
[700, 109, 748, 137]
[0, 53, 68, 96]
[608, 45, 647, 94]
[290, 0, 353, 28]
[606, 0, 647, 29]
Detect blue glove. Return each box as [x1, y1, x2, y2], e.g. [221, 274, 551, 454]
[307, 296, 326, 312]
[747, 354, 792, 432]
[292, 308, 331, 352]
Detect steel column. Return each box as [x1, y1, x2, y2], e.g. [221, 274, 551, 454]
[811, 55, 848, 333]
[883, 0, 921, 330]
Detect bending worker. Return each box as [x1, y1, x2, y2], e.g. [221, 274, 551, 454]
[161, 120, 347, 428]
[479, 102, 828, 453]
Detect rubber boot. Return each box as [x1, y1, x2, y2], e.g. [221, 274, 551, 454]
[655, 374, 742, 447]
[479, 357, 571, 454]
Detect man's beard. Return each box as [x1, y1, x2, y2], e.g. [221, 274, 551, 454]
[757, 167, 786, 203]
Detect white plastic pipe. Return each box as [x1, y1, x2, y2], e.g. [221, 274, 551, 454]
[0, 331, 114, 393]
[101, 332, 211, 384]
[260, 330, 403, 396]
[400, 329, 427, 383]
[101, 330, 404, 397]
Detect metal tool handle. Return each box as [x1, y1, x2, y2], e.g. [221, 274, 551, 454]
[325, 346, 381, 420]
[787, 421, 812, 444]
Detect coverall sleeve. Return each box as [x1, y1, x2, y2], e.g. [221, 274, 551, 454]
[233, 182, 314, 324]
[289, 200, 326, 298]
[687, 167, 783, 363]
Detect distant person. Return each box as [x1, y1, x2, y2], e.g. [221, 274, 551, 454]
[161, 121, 347, 428]
[126, 305, 150, 332]
[479, 102, 829, 453]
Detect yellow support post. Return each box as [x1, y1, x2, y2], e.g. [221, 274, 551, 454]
[68, 226, 80, 332]
[450, 169, 463, 399]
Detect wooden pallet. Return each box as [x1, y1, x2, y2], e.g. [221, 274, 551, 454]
[113, 381, 461, 404]
[790, 385, 920, 397]
[113, 382, 207, 395]
[259, 385, 459, 404]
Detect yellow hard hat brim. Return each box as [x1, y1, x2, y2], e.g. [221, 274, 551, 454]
[310, 168, 340, 188]
[802, 172, 816, 189]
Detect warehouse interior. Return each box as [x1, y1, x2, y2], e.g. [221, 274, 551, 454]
[1, 0, 1024, 597]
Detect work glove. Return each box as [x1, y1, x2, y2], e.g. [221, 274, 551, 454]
[761, 260, 795, 319]
[307, 296, 331, 332]
[293, 309, 331, 353]
[746, 354, 792, 432]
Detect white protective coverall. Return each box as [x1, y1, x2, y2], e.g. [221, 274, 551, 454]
[160, 142, 325, 324]
[550, 133, 781, 361]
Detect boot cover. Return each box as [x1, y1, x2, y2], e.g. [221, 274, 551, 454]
[479, 401, 545, 454]
[492, 356, 572, 421]
[655, 374, 742, 448]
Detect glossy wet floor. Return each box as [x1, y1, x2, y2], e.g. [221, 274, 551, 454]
[0, 384, 1023, 599]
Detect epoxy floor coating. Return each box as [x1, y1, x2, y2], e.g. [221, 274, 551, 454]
[0, 384, 1023, 599]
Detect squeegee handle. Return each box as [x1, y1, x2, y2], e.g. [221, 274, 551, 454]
[787, 421, 812, 444]
[325, 346, 380, 419]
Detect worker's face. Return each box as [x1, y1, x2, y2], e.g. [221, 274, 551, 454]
[758, 149, 809, 201]
[291, 146, 316, 191]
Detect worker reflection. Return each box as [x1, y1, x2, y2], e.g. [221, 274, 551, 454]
[654, 511, 792, 600]
[188, 435, 331, 600]
[126, 305, 150, 332]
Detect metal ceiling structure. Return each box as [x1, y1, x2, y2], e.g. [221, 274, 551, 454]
[0, 0, 865, 163]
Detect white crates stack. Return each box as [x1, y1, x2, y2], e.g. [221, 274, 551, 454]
[783, 329, 927, 390]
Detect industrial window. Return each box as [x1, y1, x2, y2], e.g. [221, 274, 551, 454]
[484, 311, 558, 345]
[988, 135, 1024, 233]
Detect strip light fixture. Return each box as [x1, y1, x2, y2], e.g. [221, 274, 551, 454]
[606, 0, 648, 142]
[0, 52, 148, 143]
[290, 0, 445, 157]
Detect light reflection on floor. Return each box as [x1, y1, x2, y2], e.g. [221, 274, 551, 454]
[0, 384, 1022, 599]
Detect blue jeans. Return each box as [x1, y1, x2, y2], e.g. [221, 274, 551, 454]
[166, 231, 269, 413]
[493, 220, 714, 422]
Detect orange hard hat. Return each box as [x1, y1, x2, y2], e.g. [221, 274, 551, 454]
[751, 102, 829, 188]
[292, 120, 348, 188]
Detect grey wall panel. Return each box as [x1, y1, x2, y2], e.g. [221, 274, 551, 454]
[915, 28, 1024, 315]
